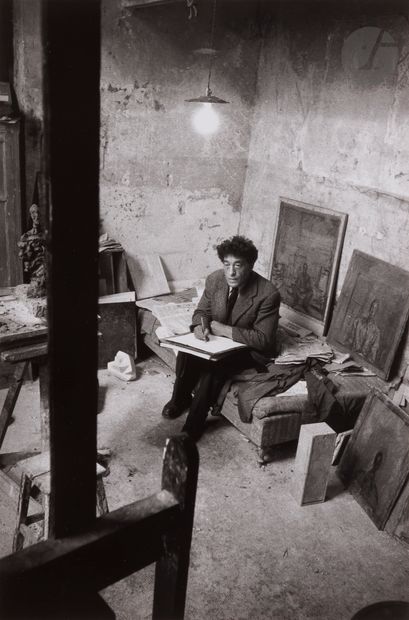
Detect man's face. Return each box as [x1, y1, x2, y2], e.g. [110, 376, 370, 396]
[222, 254, 252, 289]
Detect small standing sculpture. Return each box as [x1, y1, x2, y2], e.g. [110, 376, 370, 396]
[18, 203, 47, 298]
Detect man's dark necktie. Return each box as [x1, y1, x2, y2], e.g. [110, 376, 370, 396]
[226, 287, 239, 325]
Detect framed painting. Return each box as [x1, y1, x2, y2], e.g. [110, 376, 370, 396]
[326, 250, 409, 380]
[338, 390, 409, 530]
[270, 198, 347, 337]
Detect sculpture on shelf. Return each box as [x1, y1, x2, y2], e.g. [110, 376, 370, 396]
[18, 203, 47, 299]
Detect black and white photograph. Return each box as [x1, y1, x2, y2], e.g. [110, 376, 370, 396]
[0, 1, 409, 619]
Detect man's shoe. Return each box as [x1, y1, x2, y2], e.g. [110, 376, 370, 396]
[162, 400, 190, 419]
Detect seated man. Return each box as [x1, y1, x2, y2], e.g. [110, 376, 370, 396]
[161, 235, 281, 441]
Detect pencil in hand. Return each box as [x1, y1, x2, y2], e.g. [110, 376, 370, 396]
[201, 317, 209, 341]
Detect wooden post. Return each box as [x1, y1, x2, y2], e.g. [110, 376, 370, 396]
[153, 433, 199, 620]
[38, 360, 49, 452]
[0, 361, 28, 451]
[43, 0, 101, 538]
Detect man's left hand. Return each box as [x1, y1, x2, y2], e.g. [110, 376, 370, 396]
[210, 320, 233, 339]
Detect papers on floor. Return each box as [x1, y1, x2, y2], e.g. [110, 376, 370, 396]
[274, 334, 333, 365]
[160, 332, 248, 361]
[323, 360, 376, 376]
[127, 254, 170, 300]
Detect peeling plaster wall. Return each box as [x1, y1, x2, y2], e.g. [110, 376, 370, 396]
[239, 4, 409, 369]
[100, 0, 261, 288]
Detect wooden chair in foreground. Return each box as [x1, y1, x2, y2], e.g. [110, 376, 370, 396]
[0, 433, 199, 620]
[12, 451, 109, 552]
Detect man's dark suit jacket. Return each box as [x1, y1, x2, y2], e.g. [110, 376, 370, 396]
[191, 269, 281, 357]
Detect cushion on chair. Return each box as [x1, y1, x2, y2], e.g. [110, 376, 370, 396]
[227, 382, 312, 419]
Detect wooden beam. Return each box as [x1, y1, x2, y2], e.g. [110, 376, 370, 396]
[1, 492, 179, 586]
[0, 492, 178, 617]
[43, 0, 101, 538]
[122, 0, 185, 8]
[0, 362, 28, 451]
[0, 434, 199, 620]
[153, 435, 199, 619]
[0, 327, 47, 352]
[0, 343, 47, 363]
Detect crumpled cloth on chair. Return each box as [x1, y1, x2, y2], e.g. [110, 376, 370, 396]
[236, 363, 308, 422]
[213, 359, 349, 425]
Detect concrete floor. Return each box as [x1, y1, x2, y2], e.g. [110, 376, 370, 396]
[1, 355, 409, 619]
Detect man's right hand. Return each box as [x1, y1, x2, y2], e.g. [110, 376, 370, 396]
[193, 324, 210, 341]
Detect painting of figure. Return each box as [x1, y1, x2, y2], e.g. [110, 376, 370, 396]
[350, 298, 381, 364]
[292, 262, 314, 312]
[339, 390, 409, 530]
[356, 450, 383, 516]
[327, 250, 409, 380]
[270, 198, 347, 335]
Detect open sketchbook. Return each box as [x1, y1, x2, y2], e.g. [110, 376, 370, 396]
[160, 332, 248, 361]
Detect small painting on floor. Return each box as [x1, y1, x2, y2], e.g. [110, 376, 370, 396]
[338, 390, 409, 530]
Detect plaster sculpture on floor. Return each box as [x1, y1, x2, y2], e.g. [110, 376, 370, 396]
[107, 351, 137, 381]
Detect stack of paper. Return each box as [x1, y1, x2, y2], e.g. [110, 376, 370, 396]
[274, 335, 333, 365]
[152, 302, 198, 336]
[160, 332, 248, 361]
[135, 288, 197, 311]
[331, 350, 352, 364]
[323, 360, 376, 376]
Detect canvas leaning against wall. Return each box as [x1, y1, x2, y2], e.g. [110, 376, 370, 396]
[326, 250, 409, 381]
[270, 198, 347, 336]
[338, 390, 409, 530]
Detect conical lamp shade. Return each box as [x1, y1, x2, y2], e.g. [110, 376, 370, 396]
[185, 93, 229, 104]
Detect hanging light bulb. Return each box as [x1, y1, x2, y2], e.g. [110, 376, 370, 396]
[192, 102, 220, 135]
[185, 0, 229, 116]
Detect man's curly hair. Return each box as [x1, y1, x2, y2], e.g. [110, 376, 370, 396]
[216, 235, 258, 266]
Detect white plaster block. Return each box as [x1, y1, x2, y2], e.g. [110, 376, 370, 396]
[291, 422, 337, 505]
[107, 351, 137, 381]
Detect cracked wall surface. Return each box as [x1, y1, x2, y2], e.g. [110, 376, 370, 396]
[240, 7, 409, 277]
[101, 1, 409, 369]
[100, 0, 261, 287]
[239, 5, 409, 369]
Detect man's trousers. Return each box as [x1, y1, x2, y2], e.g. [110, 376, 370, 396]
[169, 350, 262, 440]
